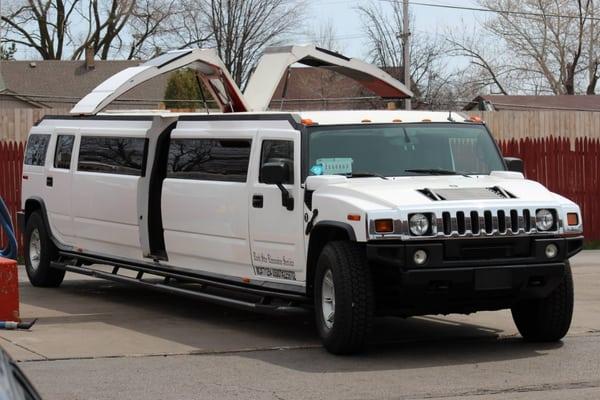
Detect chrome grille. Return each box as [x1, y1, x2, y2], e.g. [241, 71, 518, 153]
[436, 208, 553, 237]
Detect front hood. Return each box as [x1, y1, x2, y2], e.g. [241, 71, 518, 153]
[313, 174, 571, 210]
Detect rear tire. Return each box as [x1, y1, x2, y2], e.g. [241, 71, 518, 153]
[24, 211, 65, 287]
[314, 241, 374, 355]
[511, 264, 574, 342]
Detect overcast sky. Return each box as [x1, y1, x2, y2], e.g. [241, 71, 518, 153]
[308, 0, 481, 60]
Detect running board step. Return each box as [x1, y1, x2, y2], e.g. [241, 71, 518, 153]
[51, 262, 308, 316]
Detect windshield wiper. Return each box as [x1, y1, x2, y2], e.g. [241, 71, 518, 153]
[404, 168, 471, 178]
[349, 171, 389, 180]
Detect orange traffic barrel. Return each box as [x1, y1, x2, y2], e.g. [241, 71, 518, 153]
[0, 257, 19, 322]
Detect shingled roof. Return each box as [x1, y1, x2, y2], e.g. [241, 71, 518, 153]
[0, 60, 168, 109]
[267, 66, 418, 111]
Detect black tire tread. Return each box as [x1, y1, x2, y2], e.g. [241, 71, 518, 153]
[24, 211, 65, 287]
[511, 264, 574, 342]
[315, 241, 374, 354]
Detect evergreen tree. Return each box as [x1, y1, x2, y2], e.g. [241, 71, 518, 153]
[164, 68, 204, 109]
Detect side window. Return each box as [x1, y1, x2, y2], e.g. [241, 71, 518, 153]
[260, 140, 294, 184]
[24, 134, 50, 166]
[167, 139, 251, 182]
[78, 136, 147, 176]
[54, 135, 75, 169]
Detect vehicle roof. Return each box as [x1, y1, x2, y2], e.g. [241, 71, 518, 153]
[92, 109, 471, 126]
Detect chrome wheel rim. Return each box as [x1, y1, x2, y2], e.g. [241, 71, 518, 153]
[29, 229, 41, 271]
[321, 269, 335, 329]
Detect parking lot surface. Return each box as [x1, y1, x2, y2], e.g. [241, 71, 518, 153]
[2, 251, 599, 399]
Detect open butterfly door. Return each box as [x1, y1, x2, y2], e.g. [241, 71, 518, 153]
[70, 48, 249, 115]
[244, 45, 414, 112]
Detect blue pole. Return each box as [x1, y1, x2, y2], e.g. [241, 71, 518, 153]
[0, 196, 18, 260]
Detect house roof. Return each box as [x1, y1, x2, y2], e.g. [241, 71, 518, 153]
[0, 60, 168, 109]
[268, 66, 415, 111]
[464, 95, 600, 112]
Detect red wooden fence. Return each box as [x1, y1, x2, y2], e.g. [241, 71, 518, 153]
[0, 141, 25, 256]
[0, 137, 599, 257]
[500, 137, 600, 242]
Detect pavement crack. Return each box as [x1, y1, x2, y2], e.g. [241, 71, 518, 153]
[17, 344, 321, 364]
[405, 380, 600, 399]
[0, 336, 48, 361]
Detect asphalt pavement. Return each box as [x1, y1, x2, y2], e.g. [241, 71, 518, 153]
[2, 251, 599, 399]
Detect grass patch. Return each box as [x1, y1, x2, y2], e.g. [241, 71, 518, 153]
[583, 240, 600, 250]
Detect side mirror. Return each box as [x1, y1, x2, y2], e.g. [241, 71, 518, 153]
[260, 162, 294, 211]
[504, 157, 524, 173]
[261, 161, 289, 185]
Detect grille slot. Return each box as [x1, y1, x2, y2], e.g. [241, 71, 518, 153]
[470, 211, 479, 234]
[457, 211, 466, 234]
[498, 210, 506, 233]
[484, 211, 493, 234]
[510, 210, 519, 232]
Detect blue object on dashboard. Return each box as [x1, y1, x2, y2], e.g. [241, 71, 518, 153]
[0, 196, 17, 260]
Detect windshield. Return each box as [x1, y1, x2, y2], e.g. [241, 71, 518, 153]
[307, 123, 505, 177]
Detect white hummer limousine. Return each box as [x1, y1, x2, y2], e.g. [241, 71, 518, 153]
[18, 46, 584, 354]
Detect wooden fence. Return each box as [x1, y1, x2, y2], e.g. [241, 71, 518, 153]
[499, 137, 600, 241]
[2, 109, 600, 143]
[468, 111, 600, 141]
[0, 142, 24, 255]
[0, 108, 70, 143]
[1, 137, 598, 257]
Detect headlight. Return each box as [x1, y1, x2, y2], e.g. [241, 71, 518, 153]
[536, 209, 554, 231]
[409, 213, 430, 236]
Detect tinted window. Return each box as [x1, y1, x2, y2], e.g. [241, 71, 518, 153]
[24, 134, 50, 166]
[260, 140, 294, 184]
[308, 124, 505, 177]
[78, 136, 147, 176]
[54, 135, 75, 169]
[167, 139, 251, 182]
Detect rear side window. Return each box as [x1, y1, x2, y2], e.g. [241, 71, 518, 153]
[260, 140, 294, 184]
[54, 135, 75, 169]
[24, 134, 50, 166]
[167, 139, 251, 182]
[78, 136, 147, 176]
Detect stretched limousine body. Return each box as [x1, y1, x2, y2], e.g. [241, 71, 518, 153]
[19, 46, 584, 354]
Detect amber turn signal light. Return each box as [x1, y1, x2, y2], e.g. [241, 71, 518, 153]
[374, 219, 394, 233]
[567, 213, 579, 226]
[347, 214, 361, 221]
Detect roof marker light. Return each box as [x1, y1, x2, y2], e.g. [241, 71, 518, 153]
[392, 119, 403, 123]
[301, 118, 316, 126]
[422, 118, 432, 122]
[361, 119, 372, 123]
[469, 115, 484, 123]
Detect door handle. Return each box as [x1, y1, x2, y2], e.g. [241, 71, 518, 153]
[252, 194, 263, 208]
[46, 176, 53, 187]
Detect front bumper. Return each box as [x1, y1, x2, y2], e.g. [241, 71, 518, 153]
[366, 236, 583, 316]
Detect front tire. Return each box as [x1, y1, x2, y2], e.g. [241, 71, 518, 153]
[511, 264, 574, 342]
[314, 241, 374, 355]
[24, 211, 65, 287]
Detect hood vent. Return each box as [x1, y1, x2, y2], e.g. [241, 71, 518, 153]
[418, 186, 517, 201]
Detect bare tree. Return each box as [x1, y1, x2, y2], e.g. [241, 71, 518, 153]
[195, 0, 304, 89]
[1, 0, 81, 59]
[305, 18, 346, 53]
[457, 0, 599, 95]
[357, 0, 454, 107]
[1, 0, 179, 60]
